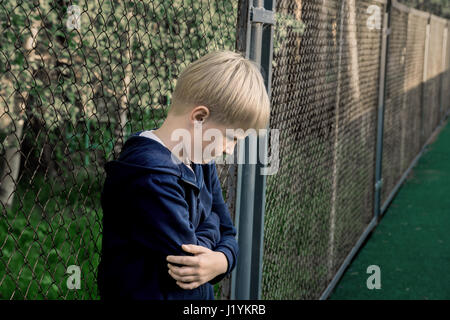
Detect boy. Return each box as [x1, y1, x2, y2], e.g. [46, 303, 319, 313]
[97, 49, 271, 299]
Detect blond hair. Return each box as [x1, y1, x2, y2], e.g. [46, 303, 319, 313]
[170, 50, 271, 132]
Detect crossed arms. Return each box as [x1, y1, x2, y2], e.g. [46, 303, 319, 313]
[130, 161, 238, 285]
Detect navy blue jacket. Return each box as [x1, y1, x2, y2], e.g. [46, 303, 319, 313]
[97, 130, 239, 299]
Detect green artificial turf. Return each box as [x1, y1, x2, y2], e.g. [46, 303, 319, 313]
[329, 118, 450, 300]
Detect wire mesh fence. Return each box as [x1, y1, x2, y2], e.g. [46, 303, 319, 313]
[263, 0, 449, 300]
[381, 5, 449, 208]
[263, 0, 384, 299]
[381, 1, 410, 207]
[0, 0, 449, 300]
[0, 0, 238, 300]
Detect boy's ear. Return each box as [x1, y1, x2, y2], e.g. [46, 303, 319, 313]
[190, 105, 210, 123]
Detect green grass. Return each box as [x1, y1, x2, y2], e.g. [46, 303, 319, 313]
[0, 171, 103, 299]
[0, 167, 227, 299]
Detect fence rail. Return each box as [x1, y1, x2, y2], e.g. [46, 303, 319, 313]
[0, 0, 449, 300]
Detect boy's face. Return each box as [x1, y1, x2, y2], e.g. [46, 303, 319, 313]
[190, 120, 246, 164]
[160, 104, 249, 165]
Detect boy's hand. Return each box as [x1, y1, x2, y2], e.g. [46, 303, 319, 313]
[166, 244, 228, 290]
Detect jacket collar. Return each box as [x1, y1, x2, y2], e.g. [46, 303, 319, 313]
[115, 129, 201, 191]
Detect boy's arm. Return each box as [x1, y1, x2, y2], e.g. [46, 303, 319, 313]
[130, 173, 208, 259]
[195, 211, 220, 250]
[207, 160, 239, 285]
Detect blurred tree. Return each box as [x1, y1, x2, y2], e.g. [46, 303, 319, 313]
[0, 0, 237, 209]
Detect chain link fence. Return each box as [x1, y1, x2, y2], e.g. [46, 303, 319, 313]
[263, 0, 449, 299]
[0, 0, 238, 300]
[0, 0, 449, 300]
[381, 4, 449, 209]
[264, 0, 384, 299]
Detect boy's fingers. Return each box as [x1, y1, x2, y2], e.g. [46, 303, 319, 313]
[166, 255, 199, 266]
[168, 268, 199, 282]
[168, 264, 198, 277]
[181, 244, 209, 254]
[176, 281, 200, 290]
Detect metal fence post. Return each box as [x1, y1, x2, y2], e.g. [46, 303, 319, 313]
[439, 24, 448, 125]
[374, 0, 392, 219]
[231, 0, 275, 300]
[420, 16, 431, 146]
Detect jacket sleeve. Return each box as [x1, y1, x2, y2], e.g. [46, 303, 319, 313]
[207, 160, 239, 285]
[130, 173, 204, 260]
[195, 211, 221, 250]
